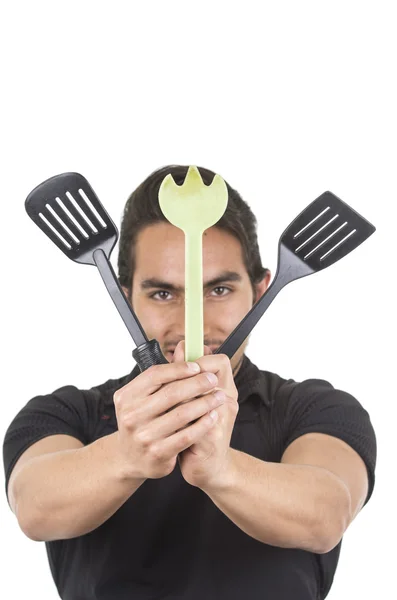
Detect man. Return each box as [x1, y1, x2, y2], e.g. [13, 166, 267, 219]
[3, 165, 376, 599]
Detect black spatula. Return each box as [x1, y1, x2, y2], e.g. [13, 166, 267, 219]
[25, 172, 168, 371]
[215, 191, 375, 358]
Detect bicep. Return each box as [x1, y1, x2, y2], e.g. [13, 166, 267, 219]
[7, 434, 84, 515]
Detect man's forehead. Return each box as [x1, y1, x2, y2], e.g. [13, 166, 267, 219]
[135, 223, 247, 290]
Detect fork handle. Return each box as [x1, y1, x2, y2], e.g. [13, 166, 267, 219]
[185, 230, 204, 362]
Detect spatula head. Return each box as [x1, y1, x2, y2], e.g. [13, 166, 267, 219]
[281, 191, 376, 271]
[25, 172, 118, 265]
[158, 166, 228, 233]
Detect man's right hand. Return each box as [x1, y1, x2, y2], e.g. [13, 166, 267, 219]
[113, 361, 227, 480]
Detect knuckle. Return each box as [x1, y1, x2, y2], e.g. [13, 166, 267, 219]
[164, 461, 175, 475]
[148, 443, 162, 461]
[182, 403, 195, 423]
[113, 390, 123, 408]
[219, 353, 230, 367]
[147, 363, 167, 385]
[145, 364, 158, 382]
[208, 394, 219, 409]
[135, 427, 152, 447]
[162, 382, 175, 404]
[122, 412, 137, 431]
[173, 404, 189, 425]
[179, 429, 193, 447]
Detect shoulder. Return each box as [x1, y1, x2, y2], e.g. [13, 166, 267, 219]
[282, 376, 377, 506]
[240, 357, 377, 504]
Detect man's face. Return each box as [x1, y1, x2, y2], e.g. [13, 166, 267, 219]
[123, 222, 270, 377]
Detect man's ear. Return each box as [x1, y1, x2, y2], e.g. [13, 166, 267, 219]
[121, 286, 130, 300]
[254, 270, 271, 304]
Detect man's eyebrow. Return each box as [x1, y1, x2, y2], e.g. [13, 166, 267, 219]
[140, 270, 243, 292]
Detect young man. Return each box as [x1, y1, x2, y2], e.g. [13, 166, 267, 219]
[3, 165, 376, 599]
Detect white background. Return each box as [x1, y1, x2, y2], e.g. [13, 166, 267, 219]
[1, 1, 395, 598]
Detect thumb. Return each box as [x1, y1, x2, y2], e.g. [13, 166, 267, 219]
[172, 340, 186, 363]
[172, 341, 213, 363]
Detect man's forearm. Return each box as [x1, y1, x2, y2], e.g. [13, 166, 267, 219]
[200, 448, 349, 554]
[13, 432, 146, 542]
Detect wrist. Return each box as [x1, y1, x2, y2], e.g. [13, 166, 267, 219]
[103, 432, 146, 484]
[200, 448, 237, 495]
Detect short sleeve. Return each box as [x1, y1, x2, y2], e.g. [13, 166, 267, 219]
[2, 385, 99, 505]
[282, 378, 377, 506]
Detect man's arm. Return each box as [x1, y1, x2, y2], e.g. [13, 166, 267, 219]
[199, 437, 363, 554]
[8, 432, 146, 542]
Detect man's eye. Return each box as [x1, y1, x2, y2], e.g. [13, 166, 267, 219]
[150, 286, 231, 301]
[211, 286, 231, 296]
[150, 291, 171, 301]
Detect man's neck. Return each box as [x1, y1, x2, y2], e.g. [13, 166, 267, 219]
[232, 355, 244, 378]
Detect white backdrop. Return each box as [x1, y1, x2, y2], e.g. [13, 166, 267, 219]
[1, 1, 395, 598]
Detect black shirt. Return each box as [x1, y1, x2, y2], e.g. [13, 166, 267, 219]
[3, 355, 377, 599]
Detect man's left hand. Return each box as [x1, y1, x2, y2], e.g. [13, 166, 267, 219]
[172, 340, 239, 490]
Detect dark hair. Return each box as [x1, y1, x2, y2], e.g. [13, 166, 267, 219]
[117, 165, 269, 302]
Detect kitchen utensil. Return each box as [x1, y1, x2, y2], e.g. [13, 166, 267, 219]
[25, 172, 168, 372]
[158, 166, 228, 362]
[216, 191, 376, 358]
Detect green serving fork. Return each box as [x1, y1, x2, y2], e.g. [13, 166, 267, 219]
[158, 166, 228, 362]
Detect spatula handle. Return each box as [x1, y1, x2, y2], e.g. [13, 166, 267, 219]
[93, 249, 169, 371]
[132, 339, 169, 371]
[216, 245, 313, 358]
[216, 275, 287, 359]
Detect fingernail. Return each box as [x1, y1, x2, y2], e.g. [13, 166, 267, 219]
[187, 362, 200, 373]
[214, 390, 226, 402]
[205, 372, 218, 384]
[209, 410, 218, 421]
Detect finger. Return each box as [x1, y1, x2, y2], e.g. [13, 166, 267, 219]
[150, 388, 226, 440]
[153, 371, 219, 416]
[173, 340, 212, 363]
[158, 407, 219, 459]
[114, 360, 201, 406]
[172, 340, 186, 363]
[194, 353, 233, 382]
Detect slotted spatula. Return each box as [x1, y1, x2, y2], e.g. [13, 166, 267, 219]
[25, 172, 168, 372]
[158, 166, 228, 362]
[215, 191, 376, 358]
